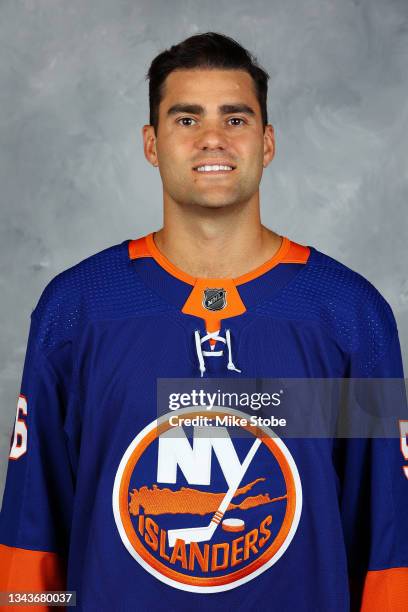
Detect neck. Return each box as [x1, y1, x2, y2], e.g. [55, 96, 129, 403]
[154, 194, 282, 279]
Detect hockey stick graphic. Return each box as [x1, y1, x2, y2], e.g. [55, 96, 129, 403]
[167, 437, 262, 547]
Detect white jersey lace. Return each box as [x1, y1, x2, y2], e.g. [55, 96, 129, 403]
[194, 329, 241, 377]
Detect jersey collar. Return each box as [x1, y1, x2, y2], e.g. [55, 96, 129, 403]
[129, 232, 304, 285]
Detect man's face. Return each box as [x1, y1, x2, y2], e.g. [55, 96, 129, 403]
[143, 68, 275, 210]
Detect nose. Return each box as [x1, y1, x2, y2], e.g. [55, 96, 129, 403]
[195, 126, 228, 151]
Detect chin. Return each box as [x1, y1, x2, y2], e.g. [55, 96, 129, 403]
[193, 199, 239, 210]
[188, 192, 244, 209]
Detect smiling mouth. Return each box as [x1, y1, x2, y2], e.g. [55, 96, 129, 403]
[193, 163, 236, 174]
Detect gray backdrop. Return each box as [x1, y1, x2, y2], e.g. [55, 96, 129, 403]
[1, 0, 407, 504]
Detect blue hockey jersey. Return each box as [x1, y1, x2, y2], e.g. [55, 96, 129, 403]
[1, 233, 407, 611]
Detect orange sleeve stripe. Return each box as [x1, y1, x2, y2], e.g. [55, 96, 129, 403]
[360, 567, 408, 611]
[0, 543, 66, 610]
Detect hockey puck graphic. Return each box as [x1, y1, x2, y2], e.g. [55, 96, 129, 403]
[221, 518, 245, 533]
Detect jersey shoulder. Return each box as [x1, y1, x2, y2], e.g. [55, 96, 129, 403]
[31, 239, 168, 354]
[306, 245, 396, 328]
[259, 243, 399, 374]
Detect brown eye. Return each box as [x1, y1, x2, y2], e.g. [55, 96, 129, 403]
[228, 118, 245, 126]
[177, 117, 197, 126]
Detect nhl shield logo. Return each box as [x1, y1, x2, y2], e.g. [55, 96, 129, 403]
[203, 288, 227, 311]
[113, 407, 302, 593]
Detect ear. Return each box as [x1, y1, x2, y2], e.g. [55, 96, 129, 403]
[262, 124, 275, 168]
[142, 124, 159, 167]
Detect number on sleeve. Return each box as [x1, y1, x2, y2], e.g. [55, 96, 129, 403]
[9, 394, 28, 460]
[400, 420, 408, 479]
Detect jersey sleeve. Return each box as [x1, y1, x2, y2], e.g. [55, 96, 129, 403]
[0, 307, 76, 603]
[336, 320, 408, 611]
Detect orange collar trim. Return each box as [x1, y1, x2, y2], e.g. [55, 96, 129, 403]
[128, 232, 310, 286]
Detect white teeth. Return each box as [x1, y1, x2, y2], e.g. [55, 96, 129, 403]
[196, 164, 233, 172]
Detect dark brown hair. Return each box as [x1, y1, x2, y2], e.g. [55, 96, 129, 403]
[146, 32, 270, 132]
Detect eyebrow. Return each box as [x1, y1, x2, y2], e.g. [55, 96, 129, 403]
[166, 103, 256, 117]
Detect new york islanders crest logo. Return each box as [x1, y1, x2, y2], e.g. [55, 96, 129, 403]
[113, 407, 302, 592]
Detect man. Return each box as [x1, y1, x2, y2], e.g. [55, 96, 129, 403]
[0, 32, 407, 611]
